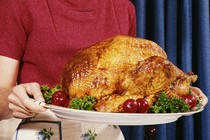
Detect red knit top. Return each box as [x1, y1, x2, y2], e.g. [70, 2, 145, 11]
[0, 0, 136, 86]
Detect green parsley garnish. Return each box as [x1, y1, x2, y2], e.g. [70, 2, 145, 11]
[41, 84, 61, 104]
[70, 96, 96, 111]
[149, 92, 190, 113]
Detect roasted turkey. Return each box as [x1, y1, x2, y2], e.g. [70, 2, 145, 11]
[60, 35, 197, 112]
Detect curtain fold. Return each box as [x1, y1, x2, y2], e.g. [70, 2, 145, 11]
[121, 0, 210, 139]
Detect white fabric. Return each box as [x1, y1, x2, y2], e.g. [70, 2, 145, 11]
[11, 110, 124, 140]
[0, 118, 21, 140]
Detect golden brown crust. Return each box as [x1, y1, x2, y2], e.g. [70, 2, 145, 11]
[60, 35, 197, 112]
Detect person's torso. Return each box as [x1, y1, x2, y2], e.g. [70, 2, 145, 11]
[18, 0, 136, 85]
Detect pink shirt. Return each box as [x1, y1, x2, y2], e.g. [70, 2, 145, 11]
[0, 0, 136, 86]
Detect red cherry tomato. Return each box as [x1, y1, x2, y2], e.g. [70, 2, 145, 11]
[51, 91, 69, 107]
[181, 94, 197, 109]
[136, 98, 149, 113]
[123, 99, 138, 113]
[63, 100, 70, 108]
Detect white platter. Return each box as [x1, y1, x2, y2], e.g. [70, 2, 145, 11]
[49, 105, 204, 125]
[37, 87, 207, 126]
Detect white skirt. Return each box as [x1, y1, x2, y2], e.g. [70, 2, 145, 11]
[12, 110, 124, 140]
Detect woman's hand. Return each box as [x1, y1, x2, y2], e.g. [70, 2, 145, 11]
[8, 82, 46, 119]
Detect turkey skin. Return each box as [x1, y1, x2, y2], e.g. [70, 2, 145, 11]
[60, 35, 197, 112]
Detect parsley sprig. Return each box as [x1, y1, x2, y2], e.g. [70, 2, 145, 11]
[70, 96, 96, 111]
[149, 92, 190, 113]
[41, 85, 61, 104]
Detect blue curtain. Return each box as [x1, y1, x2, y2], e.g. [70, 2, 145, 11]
[121, 0, 210, 140]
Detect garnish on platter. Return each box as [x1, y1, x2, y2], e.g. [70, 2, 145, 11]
[41, 85, 202, 114]
[41, 85, 96, 111]
[41, 35, 207, 115]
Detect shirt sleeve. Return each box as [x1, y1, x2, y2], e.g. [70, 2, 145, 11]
[0, 0, 27, 60]
[128, 1, 137, 37]
[112, 0, 136, 37]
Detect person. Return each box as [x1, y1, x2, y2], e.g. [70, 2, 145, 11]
[0, 0, 136, 139]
